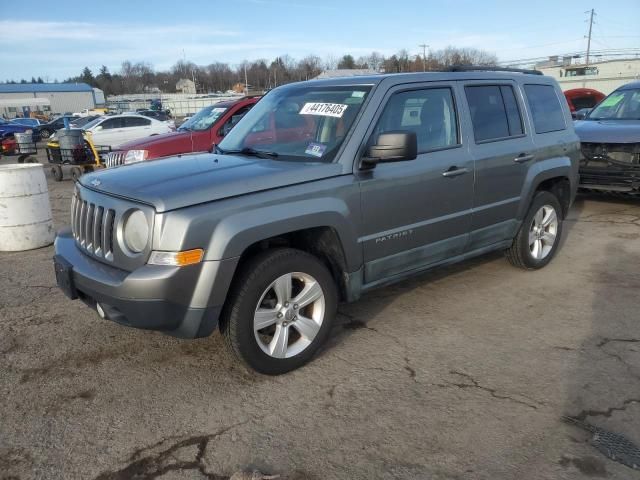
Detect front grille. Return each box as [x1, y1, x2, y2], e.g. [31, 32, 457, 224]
[70, 194, 116, 261]
[105, 151, 126, 168]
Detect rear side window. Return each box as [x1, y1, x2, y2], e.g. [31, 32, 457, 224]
[524, 84, 566, 134]
[465, 85, 524, 142]
[124, 117, 151, 127]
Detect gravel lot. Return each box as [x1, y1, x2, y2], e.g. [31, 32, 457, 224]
[1, 151, 639, 480]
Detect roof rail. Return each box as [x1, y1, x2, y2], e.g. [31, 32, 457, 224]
[447, 65, 543, 76]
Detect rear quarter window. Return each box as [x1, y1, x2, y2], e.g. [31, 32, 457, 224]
[524, 84, 566, 134]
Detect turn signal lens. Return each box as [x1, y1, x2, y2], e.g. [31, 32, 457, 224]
[148, 249, 204, 266]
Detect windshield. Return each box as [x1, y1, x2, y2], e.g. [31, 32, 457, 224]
[218, 85, 371, 162]
[588, 88, 640, 120]
[179, 105, 227, 131]
[82, 117, 104, 130]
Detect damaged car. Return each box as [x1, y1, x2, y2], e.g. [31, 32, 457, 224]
[575, 81, 640, 194]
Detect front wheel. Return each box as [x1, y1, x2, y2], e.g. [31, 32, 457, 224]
[221, 248, 337, 375]
[506, 191, 563, 269]
[38, 129, 51, 140]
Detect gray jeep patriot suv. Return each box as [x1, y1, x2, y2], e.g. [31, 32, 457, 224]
[54, 69, 580, 374]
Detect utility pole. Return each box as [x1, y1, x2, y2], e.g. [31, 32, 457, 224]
[418, 44, 429, 71]
[244, 63, 248, 95]
[585, 8, 595, 66]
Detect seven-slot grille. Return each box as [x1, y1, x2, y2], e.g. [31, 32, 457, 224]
[105, 151, 126, 168]
[70, 194, 116, 261]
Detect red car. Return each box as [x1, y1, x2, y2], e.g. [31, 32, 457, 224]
[563, 88, 605, 113]
[105, 96, 260, 167]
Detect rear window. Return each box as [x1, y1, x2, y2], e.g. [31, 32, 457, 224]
[465, 85, 524, 142]
[524, 84, 566, 134]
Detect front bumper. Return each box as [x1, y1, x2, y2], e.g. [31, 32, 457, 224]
[54, 228, 238, 338]
[579, 165, 640, 193]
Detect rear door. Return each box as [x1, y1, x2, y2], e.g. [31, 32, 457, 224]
[358, 83, 474, 284]
[461, 81, 535, 250]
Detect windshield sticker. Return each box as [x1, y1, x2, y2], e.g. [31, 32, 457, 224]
[300, 102, 348, 118]
[211, 107, 226, 114]
[351, 91, 366, 98]
[305, 142, 327, 158]
[600, 94, 624, 108]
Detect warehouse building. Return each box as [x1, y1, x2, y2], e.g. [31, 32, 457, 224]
[0, 83, 103, 118]
[537, 57, 640, 94]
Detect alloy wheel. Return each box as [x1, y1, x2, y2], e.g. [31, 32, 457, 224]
[529, 204, 558, 260]
[253, 272, 325, 359]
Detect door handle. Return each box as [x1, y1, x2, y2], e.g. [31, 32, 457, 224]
[514, 153, 535, 163]
[442, 166, 469, 178]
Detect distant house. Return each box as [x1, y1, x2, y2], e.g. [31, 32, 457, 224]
[176, 79, 196, 94]
[313, 69, 378, 80]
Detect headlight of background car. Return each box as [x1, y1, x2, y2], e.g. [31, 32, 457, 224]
[124, 149, 148, 164]
[122, 210, 149, 253]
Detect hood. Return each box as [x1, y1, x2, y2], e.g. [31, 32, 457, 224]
[81, 153, 343, 212]
[574, 119, 640, 144]
[115, 130, 193, 157]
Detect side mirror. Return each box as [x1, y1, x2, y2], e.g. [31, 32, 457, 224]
[209, 143, 216, 153]
[361, 131, 418, 168]
[573, 108, 592, 120]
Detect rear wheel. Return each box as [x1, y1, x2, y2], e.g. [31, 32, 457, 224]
[51, 165, 63, 181]
[38, 129, 51, 140]
[221, 248, 337, 375]
[506, 191, 563, 269]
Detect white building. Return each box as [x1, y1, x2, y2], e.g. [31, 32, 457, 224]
[176, 79, 196, 94]
[537, 58, 640, 94]
[0, 82, 99, 117]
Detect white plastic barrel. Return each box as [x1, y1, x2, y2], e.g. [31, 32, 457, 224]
[0, 164, 55, 251]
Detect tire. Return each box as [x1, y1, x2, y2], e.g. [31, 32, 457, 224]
[70, 166, 83, 182]
[506, 190, 563, 269]
[51, 165, 63, 181]
[39, 129, 51, 140]
[221, 248, 338, 375]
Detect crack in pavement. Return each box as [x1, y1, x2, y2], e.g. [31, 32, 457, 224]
[436, 370, 541, 410]
[597, 338, 640, 348]
[570, 398, 640, 422]
[94, 418, 266, 480]
[596, 338, 640, 381]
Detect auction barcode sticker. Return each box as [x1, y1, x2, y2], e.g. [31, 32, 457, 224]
[299, 103, 348, 118]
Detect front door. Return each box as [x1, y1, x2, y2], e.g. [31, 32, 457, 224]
[358, 84, 474, 284]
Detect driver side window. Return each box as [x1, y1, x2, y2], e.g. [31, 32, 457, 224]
[220, 105, 253, 136]
[373, 88, 459, 153]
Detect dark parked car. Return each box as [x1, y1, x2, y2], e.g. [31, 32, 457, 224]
[575, 81, 640, 194]
[136, 110, 171, 121]
[54, 69, 579, 374]
[35, 115, 80, 139]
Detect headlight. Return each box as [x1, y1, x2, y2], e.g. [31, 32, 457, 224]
[124, 149, 148, 164]
[122, 210, 149, 253]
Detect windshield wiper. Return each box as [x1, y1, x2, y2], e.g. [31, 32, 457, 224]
[217, 147, 279, 159]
